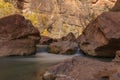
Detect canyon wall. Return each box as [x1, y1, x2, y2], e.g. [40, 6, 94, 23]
[7, 0, 117, 38]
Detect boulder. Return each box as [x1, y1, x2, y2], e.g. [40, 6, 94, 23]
[77, 12, 120, 57]
[0, 14, 40, 57]
[59, 32, 76, 42]
[43, 57, 120, 80]
[48, 41, 78, 55]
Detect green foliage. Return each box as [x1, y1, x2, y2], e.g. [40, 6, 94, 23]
[62, 24, 83, 37]
[23, 12, 39, 26]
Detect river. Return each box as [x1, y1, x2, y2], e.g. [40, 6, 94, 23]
[0, 45, 81, 80]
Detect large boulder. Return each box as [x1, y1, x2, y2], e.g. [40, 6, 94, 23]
[77, 12, 120, 57]
[48, 32, 78, 55]
[0, 14, 40, 57]
[48, 41, 78, 55]
[43, 57, 120, 80]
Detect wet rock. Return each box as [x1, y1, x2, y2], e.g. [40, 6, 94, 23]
[78, 12, 120, 57]
[48, 41, 78, 55]
[0, 14, 40, 57]
[43, 57, 120, 80]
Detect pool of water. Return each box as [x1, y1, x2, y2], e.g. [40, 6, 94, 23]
[0, 45, 112, 80]
[0, 45, 79, 80]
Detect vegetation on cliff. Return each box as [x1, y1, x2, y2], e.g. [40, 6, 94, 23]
[0, 0, 18, 17]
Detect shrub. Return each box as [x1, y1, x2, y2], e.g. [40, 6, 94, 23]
[23, 12, 39, 26]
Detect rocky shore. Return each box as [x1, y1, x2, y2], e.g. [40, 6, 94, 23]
[43, 56, 120, 80]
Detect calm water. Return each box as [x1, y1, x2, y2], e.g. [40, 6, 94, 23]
[0, 45, 79, 80]
[0, 45, 111, 80]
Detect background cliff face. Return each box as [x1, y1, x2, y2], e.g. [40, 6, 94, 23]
[5, 0, 116, 38]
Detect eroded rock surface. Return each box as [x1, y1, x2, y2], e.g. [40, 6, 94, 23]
[43, 57, 120, 80]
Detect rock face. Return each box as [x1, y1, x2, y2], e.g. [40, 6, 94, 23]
[0, 14, 40, 57]
[43, 57, 120, 80]
[77, 12, 120, 57]
[10, 0, 116, 38]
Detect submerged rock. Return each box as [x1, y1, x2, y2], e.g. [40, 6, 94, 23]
[0, 14, 40, 57]
[43, 57, 120, 80]
[78, 12, 120, 57]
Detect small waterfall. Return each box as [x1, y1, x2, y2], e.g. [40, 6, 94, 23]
[34, 45, 74, 63]
[74, 48, 84, 56]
